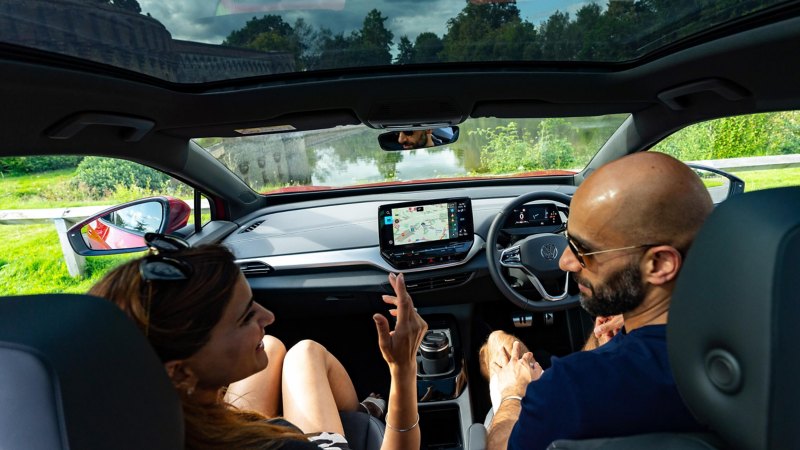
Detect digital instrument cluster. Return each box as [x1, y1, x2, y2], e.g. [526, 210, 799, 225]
[503, 203, 564, 234]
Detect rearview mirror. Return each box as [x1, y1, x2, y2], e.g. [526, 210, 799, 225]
[378, 126, 460, 151]
[67, 197, 192, 256]
[687, 164, 745, 204]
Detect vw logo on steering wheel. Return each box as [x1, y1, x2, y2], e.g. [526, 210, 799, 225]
[541, 243, 558, 260]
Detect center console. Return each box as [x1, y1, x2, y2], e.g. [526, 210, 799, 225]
[378, 198, 474, 270]
[416, 314, 473, 450]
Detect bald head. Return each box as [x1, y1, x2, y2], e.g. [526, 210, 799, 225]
[571, 152, 714, 254]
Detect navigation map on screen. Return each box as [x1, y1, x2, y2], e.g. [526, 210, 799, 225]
[387, 202, 457, 245]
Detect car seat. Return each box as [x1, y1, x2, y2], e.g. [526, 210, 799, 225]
[469, 186, 800, 450]
[0, 294, 384, 450]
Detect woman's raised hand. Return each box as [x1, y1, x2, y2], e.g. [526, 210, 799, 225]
[373, 273, 428, 372]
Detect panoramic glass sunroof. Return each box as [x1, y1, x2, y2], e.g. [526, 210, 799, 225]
[0, 0, 790, 84]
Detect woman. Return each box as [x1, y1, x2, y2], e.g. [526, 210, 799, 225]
[89, 239, 427, 450]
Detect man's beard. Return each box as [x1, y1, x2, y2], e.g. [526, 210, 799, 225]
[410, 132, 429, 148]
[574, 261, 646, 317]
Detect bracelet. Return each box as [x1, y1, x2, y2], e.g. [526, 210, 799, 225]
[385, 413, 420, 432]
[501, 395, 523, 404]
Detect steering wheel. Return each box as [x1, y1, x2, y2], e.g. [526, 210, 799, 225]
[486, 191, 581, 312]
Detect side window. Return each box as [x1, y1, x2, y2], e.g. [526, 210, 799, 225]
[0, 155, 198, 295]
[651, 111, 800, 193]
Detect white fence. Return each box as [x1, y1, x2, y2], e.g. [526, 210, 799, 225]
[0, 200, 210, 277]
[0, 154, 798, 278]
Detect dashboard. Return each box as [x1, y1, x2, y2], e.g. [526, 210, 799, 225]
[226, 185, 572, 275]
[222, 185, 574, 315]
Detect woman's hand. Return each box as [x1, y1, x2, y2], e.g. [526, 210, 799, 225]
[373, 273, 428, 373]
[594, 315, 624, 345]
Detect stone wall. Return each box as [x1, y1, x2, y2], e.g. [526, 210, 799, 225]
[206, 126, 368, 192]
[0, 0, 295, 83]
[210, 135, 312, 193]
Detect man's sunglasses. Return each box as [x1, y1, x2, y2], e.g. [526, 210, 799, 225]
[139, 233, 193, 281]
[564, 229, 657, 268]
[400, 131, 416, 136]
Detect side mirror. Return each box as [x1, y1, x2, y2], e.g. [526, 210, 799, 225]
[378, 126, 460, 151]
[67, 197, 192, 256]
[686, 164, 746, 204]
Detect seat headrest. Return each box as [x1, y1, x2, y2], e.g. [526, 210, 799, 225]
[669, 186, 800, 450]
[0, 294, 183, 450]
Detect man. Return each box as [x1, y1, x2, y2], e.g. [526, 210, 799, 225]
[483, 152, 714, 449]
[397, 129, 440, 149]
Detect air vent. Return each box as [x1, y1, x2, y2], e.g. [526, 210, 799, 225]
[238, 220, 264, 234]
[394, 272, 474, 294]
[239, 261, 274, 277]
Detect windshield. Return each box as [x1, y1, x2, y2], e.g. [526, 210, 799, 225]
[0, 0, 789, 83]
[194, 114, 629, 194]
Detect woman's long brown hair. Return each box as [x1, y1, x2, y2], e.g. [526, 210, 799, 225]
[89, 244, 307, 450]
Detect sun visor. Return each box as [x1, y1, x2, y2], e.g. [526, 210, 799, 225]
[160, 109, 361, 138]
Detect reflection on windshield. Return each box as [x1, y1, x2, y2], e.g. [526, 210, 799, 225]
[195, 115, 628, 195]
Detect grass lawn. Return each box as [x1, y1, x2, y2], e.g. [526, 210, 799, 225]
[736, 167, 800, 192]
[0, 169, 206, 295]
[0, 224, 141, 296]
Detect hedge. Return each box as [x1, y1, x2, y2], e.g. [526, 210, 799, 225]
[72, 156, 169, 193]
[0, 156, 84, 174]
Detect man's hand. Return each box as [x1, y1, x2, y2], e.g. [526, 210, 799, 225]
[487, 341, 542, 450]
[594, 315, 624, 345]
[491, 341, 542, 399]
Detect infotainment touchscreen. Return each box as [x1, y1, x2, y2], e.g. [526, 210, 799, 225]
[378, 198, 473, 249]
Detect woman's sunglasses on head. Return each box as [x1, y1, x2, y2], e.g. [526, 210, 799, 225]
[139, 233, 193, 281]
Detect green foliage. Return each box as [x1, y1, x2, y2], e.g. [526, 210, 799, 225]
[395, 36, 414, 65]
[397, 32, 445, 64]
[653, 111, 800, 161]
[73, 156, 169, 193]
[472, 119, 577, 173]
[112, 0, 140, 13]
[0, 156, 84, 175]
[218, 0, 787, 70]
[223, 15, 294, 48]
[222, 10, 394, 70]
[439, 1, 538, 63]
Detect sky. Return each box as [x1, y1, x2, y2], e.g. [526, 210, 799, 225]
[139, 0, 602, 48]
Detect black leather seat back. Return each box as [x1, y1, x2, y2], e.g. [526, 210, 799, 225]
[0, 294, 183, 450]
[669, 186, 800, 450]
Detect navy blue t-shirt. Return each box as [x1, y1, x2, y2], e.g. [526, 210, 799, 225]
[507, 325, 704, 450]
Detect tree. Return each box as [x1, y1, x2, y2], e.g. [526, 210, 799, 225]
[352, 9, 395, 67]
[395, 36, 414, 65]
[412, 32, 444, 64]
[223, 15, 294, 48]
[440, 0, 536, 62]
[113, 0, 141, 13]
[310, 9, 394, 70]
